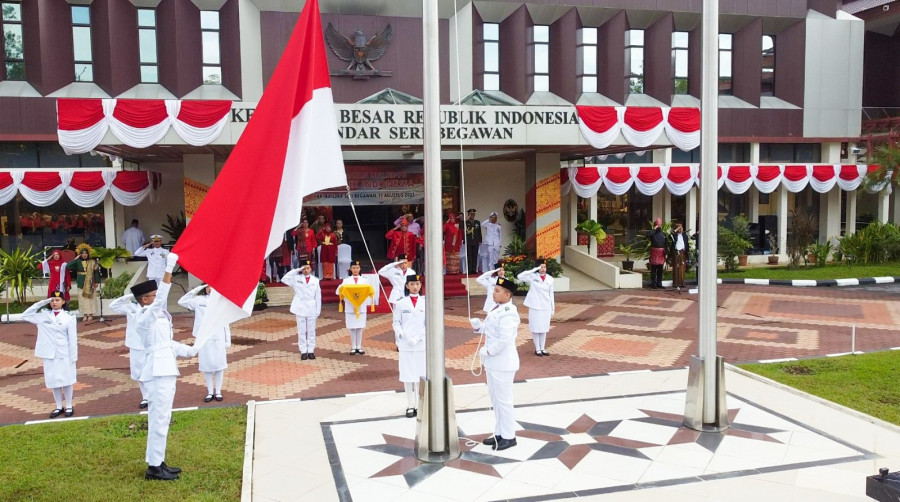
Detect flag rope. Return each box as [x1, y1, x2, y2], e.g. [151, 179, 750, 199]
[345, 186, 394, 314]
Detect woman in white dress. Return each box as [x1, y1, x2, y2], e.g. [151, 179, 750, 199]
[392, 274, 426, 417]
[475, 262, 506, 313]
[336, 260, 371, 354]
[22, 291, 78, 418]
[517, 259, 555, 357]
[178, 284, 231, 402]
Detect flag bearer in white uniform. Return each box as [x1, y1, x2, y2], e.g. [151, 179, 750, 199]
[378, 253, 416, 305]
[517, 259, 555, 357]
[134, 235, 170, 285]
[336, 260, 370, 354]
[281, 260, 321, 360]
[469, 278, 520, 451]
[392, 274, 426, 418]
[23, 291, 78, 418]
[133, 253, 197, 481]
[475, 262, 506, 313]
[110, 292, 149, 409]
[179, 284, 232, 402]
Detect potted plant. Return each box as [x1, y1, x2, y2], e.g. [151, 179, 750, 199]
[731, 215, 752, 266]
[717, 225, 752, 272]
[574, 219, 606, 253]
[91, 246, 132, 277]
[767, 233, 780, 265]
[617, 242, 636, 271]
[0, 246, 43, 304]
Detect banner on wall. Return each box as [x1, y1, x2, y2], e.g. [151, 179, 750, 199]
[305, 166, 424, 206]
[184, 177, 210, 220]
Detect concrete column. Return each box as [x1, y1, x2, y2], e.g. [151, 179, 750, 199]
[449, 2, 473, 103]
[686, 187, 698, 234]
[877, 189, 891, 223]
[846, 191, 857, 235]
[568, 190, 578, 248]
[112, 194, 126, 250]
[652, 148, 670, 223]
[589, 193, 598, 256]
[748, 141, 760, 223]
[778, 185, 788, 258]
[183, 154, 217, 287]
[238, 0, 264, 101]
[525, 153, 563, 260]
[662, 190, 673, 225]
[820, 142, 842, 243]
[103, 193, 116, 249]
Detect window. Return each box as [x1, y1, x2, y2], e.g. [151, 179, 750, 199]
[759, 143, 820, 163]
[531, 25, 549, 92]
[71, 5, 93, 82]
[201, 10, 221, 84]
[483, 23, 499, 91]
[625, 29, 644, 94]
[718, 34, 732, 95]
[672, 31, 689, 95]
[577, 27, 597, 93]
[2, 2, 24, 80]
[761, 35, 775, 96]
[137, 8, 158, 83]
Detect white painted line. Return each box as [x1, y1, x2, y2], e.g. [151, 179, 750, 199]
[240, 400, 256, 502]
[525, 376, 573, 382]
[453, 383, 484, 389]
[826, 352, 852, 357]
[835, 278, 859, 287]
[172, 406, 198, 412]
[715, 279, 723, 284]
[873, 277, 895, 284]
[254, 397, 303, 406]
[792, 280, 818, 287]
[25, 415, 89, 425]
[744, 279, 770, 285]
[139, 410, 148, 415]
[608, 369, 653, 376]
[688, 288, 698, 294]
[661, 280, 673, 287]
[891, 347, 900, 351]
[757, 357, 798, 364]
[345, 390, 396, 398]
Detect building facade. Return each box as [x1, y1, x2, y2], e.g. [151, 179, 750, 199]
[0, 0, 896, 271]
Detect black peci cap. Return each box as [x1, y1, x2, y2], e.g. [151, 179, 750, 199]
[406, 274, 422, 284]
[131, 280, 157, 297]
[495, 277, 517, 294]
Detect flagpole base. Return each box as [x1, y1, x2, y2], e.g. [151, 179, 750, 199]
[415, 376, 460, 463]
[683, 355, 729, 432]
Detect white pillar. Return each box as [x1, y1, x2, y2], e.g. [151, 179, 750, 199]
[183, 154, 217, 288]
[103, 193, 116, 250]
[778, 185, 788, 259]
[449, 2, 474, 103]
[238, 0, 264, 101]
[877, 189, 891, 223]
[569, 190, 578, 248]
[748, 142, 760, 223]
[589, 193, 598, 256]
[846, 190, 857, 235]
[686, 187, 698, 234]
[653, 148, 670, 223]
[820, 142, 842, 243]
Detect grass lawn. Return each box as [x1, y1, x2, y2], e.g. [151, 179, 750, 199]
[0, 406, 246, 502]
[740, 351, 900, 426]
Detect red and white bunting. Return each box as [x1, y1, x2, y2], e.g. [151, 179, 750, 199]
[0, 170, 153, 207]
[57, 98, 232, 154]
[566, 164, 876, 197]
[575, 106, 700, 151]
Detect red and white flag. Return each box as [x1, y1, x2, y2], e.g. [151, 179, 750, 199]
[173, 0, 346, 347]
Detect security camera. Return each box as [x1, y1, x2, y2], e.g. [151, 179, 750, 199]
[849, 147, 866, 155]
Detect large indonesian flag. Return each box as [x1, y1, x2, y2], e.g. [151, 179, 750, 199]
[173, 0, 346, 347]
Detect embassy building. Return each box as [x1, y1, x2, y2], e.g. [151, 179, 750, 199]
[0, 0, 898, 280]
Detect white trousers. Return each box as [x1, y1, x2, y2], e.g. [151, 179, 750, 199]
[145, 375, 176, 467]
[486, 369, 516, 439]
[296, 316, 317, 353]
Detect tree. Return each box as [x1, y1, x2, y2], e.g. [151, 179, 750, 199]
[2, 4, 26, 80]
[864, 143, 900, 191]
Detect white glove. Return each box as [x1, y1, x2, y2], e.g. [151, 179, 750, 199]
[38, 298, 53, 305]
[165, 252, 179, 273]
[533, 266, 542, 272]
[479, 347, 488, 358]
[189, 346, 199, 358]
[469, 318, 483, 331]
[394, 327, 404, 339]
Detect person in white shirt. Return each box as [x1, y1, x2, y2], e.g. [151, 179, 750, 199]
[378, 253, 416, 305]
[281, 260, 322, 360]
[517, 259, 555, 357]
[476, 262, 506, 313]
[469, 277, 520, 451]
[122, 219, 146, 254]
[133, 235, 170, 285]
[22, 291, 78, 418]
[109, 292, 149, 409]
[179, 284, 232, 402]
[133, 253, 198, 481]
[481, 212, 503, 274]
[392, 274, 426, 418]
[336, 260, 371, 354]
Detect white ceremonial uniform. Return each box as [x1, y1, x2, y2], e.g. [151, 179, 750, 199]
[392, 295, 426, 383]
[518, 268, 555, 333]
[336, 275, 370, 329]
[136, 281, 195, 467]
[378, 261, 416, 304]
[134, 246, 169, 282]
[22, 300, 77, 389]
[178, 289, 231, 372]
[481, 220, 502, 273]
[109, 294, 146, 382]
[122, 227, 146, 254]
[281, 269, 322, 353]
[478, 301, 520, 440]
[476, 270, 500, 312]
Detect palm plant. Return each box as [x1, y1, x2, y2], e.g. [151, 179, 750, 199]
[90, 247, 131, 276]
[575, 219, 607, 252]
[0, 246, 43, 303]
[161, 211, 186, 243]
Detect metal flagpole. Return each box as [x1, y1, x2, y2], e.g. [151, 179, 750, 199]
[416, 0, 460, 461]
[684, 0, 728, 431]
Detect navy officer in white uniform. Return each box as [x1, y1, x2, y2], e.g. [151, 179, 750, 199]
[134, 235, 170, 285]
[470, 277, 521, 451]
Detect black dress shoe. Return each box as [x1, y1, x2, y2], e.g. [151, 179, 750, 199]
[160, 461, 181, 474]
[214, 393, 223, 402]
[301, 353, 308, 361]
[64, 408, 74, 418]
[308, 353, 315, 360]
[535, 350, 543, 357]
[493, 437, 517, 451]
[49, 408, 62, 418]
[405, 408, 416, 418]
[350, 349, 358, 355]
[357, 348, 365, 355]
[482, 435, 499, 446]
[541, 350, 549, 356]
[139, 399, 149, 409]
[204, 394, 213, 403]
[145, 465, 178, 481]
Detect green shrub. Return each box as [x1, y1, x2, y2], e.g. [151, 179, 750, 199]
[0, 246, 42, 303]
[717, 226, 751, 272]
[838, 222, 900, 264]
[100, 272, 133, 299]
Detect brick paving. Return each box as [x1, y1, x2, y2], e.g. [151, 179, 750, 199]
[1, 284, 899, 426]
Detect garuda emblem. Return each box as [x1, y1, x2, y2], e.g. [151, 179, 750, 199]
[325, 23, 393, 79]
